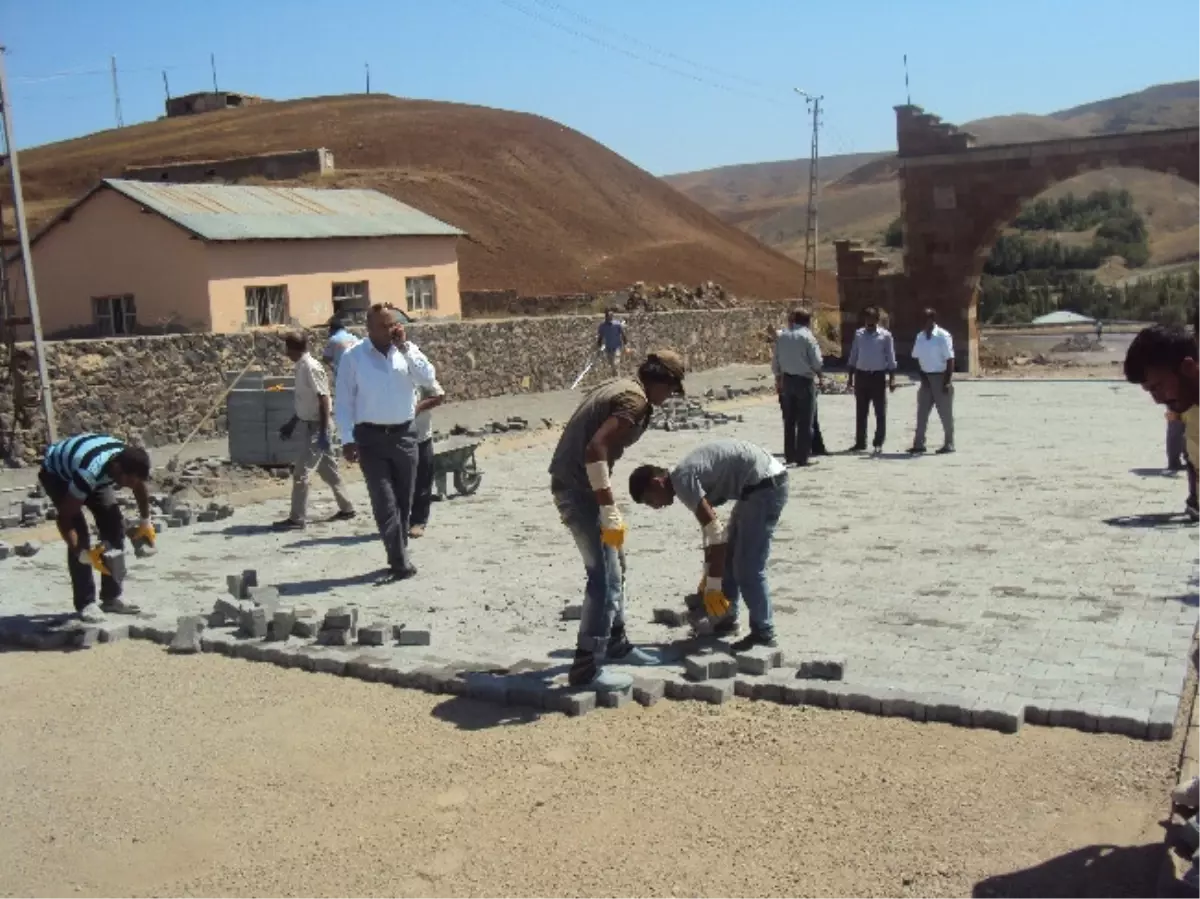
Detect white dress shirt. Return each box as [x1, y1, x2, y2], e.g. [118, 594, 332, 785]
[293, 352, 331, 422]
[334, 338, 436, 441]
[911, 325, 955, 373]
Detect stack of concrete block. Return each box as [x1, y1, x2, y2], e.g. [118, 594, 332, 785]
[20, 496, 49, 526]
[649, 395, 751, 433]
[357, 622, 389, 646]
[318, 607, 357, 646]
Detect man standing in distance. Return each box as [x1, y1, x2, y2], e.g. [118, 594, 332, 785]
[847, 306, 897, 453]
[323, 316, 360, 380]
[596, 309, 627, 378]
[335, 304, 438, 583]
[275, 331, 356, 530]
[549, 350, 686, 689]
[909, 308, 956, 455]
[772, 307, 823, 467]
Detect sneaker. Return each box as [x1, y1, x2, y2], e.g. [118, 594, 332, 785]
[78, 602, 105, 623]
[848, 444, 867, 453]
[908, 446, 927, 454]
[408, 524, 426, 539]
[607, 643, 663, 666]
[712, 616, 740, 638]
[374, 565, 417, 586]
[273, 518, 304, 531]
[936, 445, 955, 455]
[100, 597, 141, 615]
[731, 630, 778, 652]
[331, 509, 357, 522]
[568, 650, 634, 690]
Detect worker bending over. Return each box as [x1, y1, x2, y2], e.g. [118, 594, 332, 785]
[628, 437, 789, 650]
[548, 350, 686, 689]
[39, 433, 155, 622]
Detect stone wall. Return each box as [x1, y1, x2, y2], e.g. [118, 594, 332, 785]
[123, 148, 334, 184]
[0, 307, 798, 464]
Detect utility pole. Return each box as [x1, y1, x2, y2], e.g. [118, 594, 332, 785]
[903, 54, 911, 105]
[210, 53, 218, 93]
[110, 55, 123, 128]
[0, 47, 57, 443]
[794, 88, 822, 301]
[365, 62, 370, 94]
[162, 69, 171, 102]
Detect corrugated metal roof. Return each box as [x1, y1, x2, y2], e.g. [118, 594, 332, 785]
[102, 178, 464, 241]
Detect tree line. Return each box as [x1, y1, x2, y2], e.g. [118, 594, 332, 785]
[978, 266, 1199, 326]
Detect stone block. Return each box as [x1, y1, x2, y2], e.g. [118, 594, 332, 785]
[311, 655, 346, 675]
[197, 510, 218, 523]
[0, 542, 10, 560]
[632, 678, 665, 707]
[735, 647, 783, 675]
[152, 518, 168, 535]
[560, 605, 583, 621]
[324, 607, 356, 630]
[0, 514, 20, 529]
[1023, 700, 1052, 726]
[344, 655, 388, 682]
[317, 627, 351, 647]
[691, 617, 714, 637]
[239, 606, 269, 639]
[597, 686, 632, 709]
[507, 677, 550, 709]
[168, 615, 204, 654]
[972, 698, 1025, 734]
[652, 608, 687, 627]
[70, 627, 100, 649]
[1146, 699, 1177, 741]
[357, 622, 388, 646]
[248, 585, 280, 612]
[259, 645, 289, 666]
[1096, 705, 1147, 739]
[269, 609, 296, 641]
[291, 610, 321, 639]
[242, 569, 258, 589]
[226, 574, 245, 599]
[663, 679, 694, 701]
[683, 652, 736, 682]
[693, 679, 734, 705]
[550, 688, 596, 717]
[843, 689, 882, 716]
[396, 628, 431, 646]
[98, 624, 129, 644]
[14, 541, 40, 558]
[796, 658, 846, 681]
[929, 695, 971, 726]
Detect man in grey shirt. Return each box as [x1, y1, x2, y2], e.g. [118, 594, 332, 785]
[628, 438, 789, 650]
[772, 307, 823, 467]
[847, 305, 897, 453]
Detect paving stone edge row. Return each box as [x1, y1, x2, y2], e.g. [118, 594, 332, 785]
[0, 620, 1179, 741]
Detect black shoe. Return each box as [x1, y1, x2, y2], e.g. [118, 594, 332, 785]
[908, 446, 926, 454]
[606, 622, 631, 659]
[374, 565, 417, 586]
[848, 444, 867, 453]
[568, 648, 598, 687]
[1187, 502, 1199, 524]
[731, 630, 778, 652]
[331, 509, 357, 521]
[712, 616, 739, 638]
[273, 518, 304, 531]
[935, 445, 955, 455]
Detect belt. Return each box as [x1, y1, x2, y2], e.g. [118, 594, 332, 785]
[356, 421, 412, 434]
[740, 471, 788, 500]
[782, 372, 815, 379]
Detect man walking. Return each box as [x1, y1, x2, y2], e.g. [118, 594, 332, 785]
[909, 308, 956, 454]
[40, 433, 155, 621]
[323, 316, 360, 379]
[848, 306, 897, 453]
[596, 309, 627, 377]
[409, 377, 446, 539]
[773, 307, 823, 466]
[628, 437, 788, 650]
[549, 350, 686, 689]
[335, 304, 439, 584]
[275, 331, 356, 530]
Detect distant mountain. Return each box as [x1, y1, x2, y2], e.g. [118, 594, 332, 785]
[663, 81, 1199, 270]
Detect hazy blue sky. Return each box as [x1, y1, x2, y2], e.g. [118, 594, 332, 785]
[3, 0, 1197, 174]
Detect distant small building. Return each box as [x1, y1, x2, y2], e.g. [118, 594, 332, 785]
[165, 91, 268, 118]
[11, 180, 465, 337]
[1031, 310, 1096, 326]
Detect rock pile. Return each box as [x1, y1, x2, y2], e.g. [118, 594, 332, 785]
[624, 281, 739, 313]
[1052, 333, 1104, 353]
[447, 416, 534, 439]
[650, 395, 749, 432]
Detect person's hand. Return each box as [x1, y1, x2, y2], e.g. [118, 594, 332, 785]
[279, 419, 296, 440]
[599, 504, 626, 550]
[703, 586, 731, 618]
[888, 380, 897, 393]
[391, 323, 409, 352]
[317, 431, 332, 454]
[133, 518, 156, 547]
[343, 443, 359, 464]
[78, 545, 110, 576]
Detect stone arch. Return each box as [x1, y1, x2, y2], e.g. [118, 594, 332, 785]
[836, 105, 1199, 371]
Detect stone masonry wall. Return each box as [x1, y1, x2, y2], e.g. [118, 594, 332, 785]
[0, 307, 798, 464]
[122, 148, 333, 184]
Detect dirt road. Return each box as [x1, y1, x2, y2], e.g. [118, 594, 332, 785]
[0, 642, 1184, 898]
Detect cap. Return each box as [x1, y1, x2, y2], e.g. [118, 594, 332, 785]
[648, 348, 686, 394]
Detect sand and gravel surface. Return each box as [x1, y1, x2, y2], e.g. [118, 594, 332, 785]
[0, 640, 1188, 899]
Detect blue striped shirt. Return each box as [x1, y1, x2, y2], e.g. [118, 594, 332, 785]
[43, 433, 125, 500]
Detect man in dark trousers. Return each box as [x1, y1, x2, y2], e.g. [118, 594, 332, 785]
[40, 433, 154, 622]
[772, 307, 823, 467]
[549, 350, 686, 690]
[408, 377, 446, 539]
[335, 304, 438, 584]
[847, 306, 897, 453]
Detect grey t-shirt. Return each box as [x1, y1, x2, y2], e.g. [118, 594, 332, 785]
[670, 439, 785, 510]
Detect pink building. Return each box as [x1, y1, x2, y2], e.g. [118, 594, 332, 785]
[11, 179, 464, 338]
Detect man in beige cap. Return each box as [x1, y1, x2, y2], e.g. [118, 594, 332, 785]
[548, 350, 686, 690]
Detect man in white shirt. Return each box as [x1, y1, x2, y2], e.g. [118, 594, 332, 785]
[409, 377, 447, 539]
[909, 308, 956, 454]
[276, 332, 356, 530]
[334, 304, 438, 584]
[323, 317, 360, 379]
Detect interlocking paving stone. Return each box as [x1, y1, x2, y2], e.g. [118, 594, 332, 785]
[632, 678, 665, 706]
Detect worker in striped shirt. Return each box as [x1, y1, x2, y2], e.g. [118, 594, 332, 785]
[39, 433, 155, 622]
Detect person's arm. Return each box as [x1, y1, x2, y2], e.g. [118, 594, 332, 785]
[885, 332, 897, 390]
[847, 334, 859, 388]
[584, 402, 644, 547]
[771, 337, 782, 393]
[334, 351, 358, 461]
[396, 331, 436, 388]
[54, 492, 85, 553]
[416, 380, 446, 415]
[131, 480, 152, 522]
[808, 332, 824, 378]
[677, 477, 730, 618]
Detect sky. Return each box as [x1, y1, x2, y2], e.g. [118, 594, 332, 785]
[2, 0, 1198, 175]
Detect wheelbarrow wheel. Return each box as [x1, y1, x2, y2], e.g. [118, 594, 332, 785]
[453, 453, 483, 496]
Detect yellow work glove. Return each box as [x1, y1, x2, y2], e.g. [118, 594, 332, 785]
[78, 545, 111, 576]
[702, 577, 730, 617]
[133, 518, 157, 547]
[598, 504, 626, 550]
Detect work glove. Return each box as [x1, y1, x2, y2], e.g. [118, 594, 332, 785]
[703, 585, 731, 618]
[598, 504, 626, 550]
[133, 518, 157, 547]
[317, 431, 332, 454]
[78, 545, 111, 577]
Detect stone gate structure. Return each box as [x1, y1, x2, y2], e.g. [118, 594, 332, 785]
[836, 106, 1200, 371]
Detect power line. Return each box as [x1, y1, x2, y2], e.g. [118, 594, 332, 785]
[496, 0, 789, 108]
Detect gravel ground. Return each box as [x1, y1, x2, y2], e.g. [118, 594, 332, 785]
[0, 641, 1187, 899]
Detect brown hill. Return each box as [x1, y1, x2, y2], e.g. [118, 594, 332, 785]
[664, 81, 1199, 271]
[6, 94, 829, 303]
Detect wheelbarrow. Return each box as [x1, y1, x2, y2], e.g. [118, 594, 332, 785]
[432, 437, 483, 499]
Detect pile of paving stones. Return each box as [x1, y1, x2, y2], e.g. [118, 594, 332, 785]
[650, 396, 749, 432]
[446, 416, 534, 439]
[1, 484, 231, 535]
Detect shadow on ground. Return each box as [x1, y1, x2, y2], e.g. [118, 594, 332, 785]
[278, 570, 385, 596]
[285, 533, 378, 550]
[0, 613, 95, 653]
[430, 696, 543, 731]
[1103, 512, 1195, 530]
[973, 842, 1163, 898]
[1130, 467, 1184, 478]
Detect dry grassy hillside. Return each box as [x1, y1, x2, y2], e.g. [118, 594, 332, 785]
[6, 94, 831, 303]
[665, 81, 1199, 270]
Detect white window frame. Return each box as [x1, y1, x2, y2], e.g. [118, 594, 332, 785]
[92, 294, 137, 336]
[332, 280, 370, 323]
[405, 275, 437, 313]
[244, 285, 289, 327]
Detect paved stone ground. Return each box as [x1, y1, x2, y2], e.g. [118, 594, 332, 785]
[0, 379, 1195, 735]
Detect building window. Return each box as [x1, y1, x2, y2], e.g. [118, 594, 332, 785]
[93, 294, 137, 336]
[405, 275, 436, 312]
[244, 285, 289, 326]
[332, 281, 370, 323]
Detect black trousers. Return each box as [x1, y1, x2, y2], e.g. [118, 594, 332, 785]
[780, 374, 817, 465]
[39, 469, 125, 611]
[411, 438, 435, 527]
[356, 423, 418, 573]
[854, 371, 889, 448]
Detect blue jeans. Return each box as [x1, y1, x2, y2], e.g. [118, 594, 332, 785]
[721, 482, 788, 635]
[553, 487, 626, 653]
